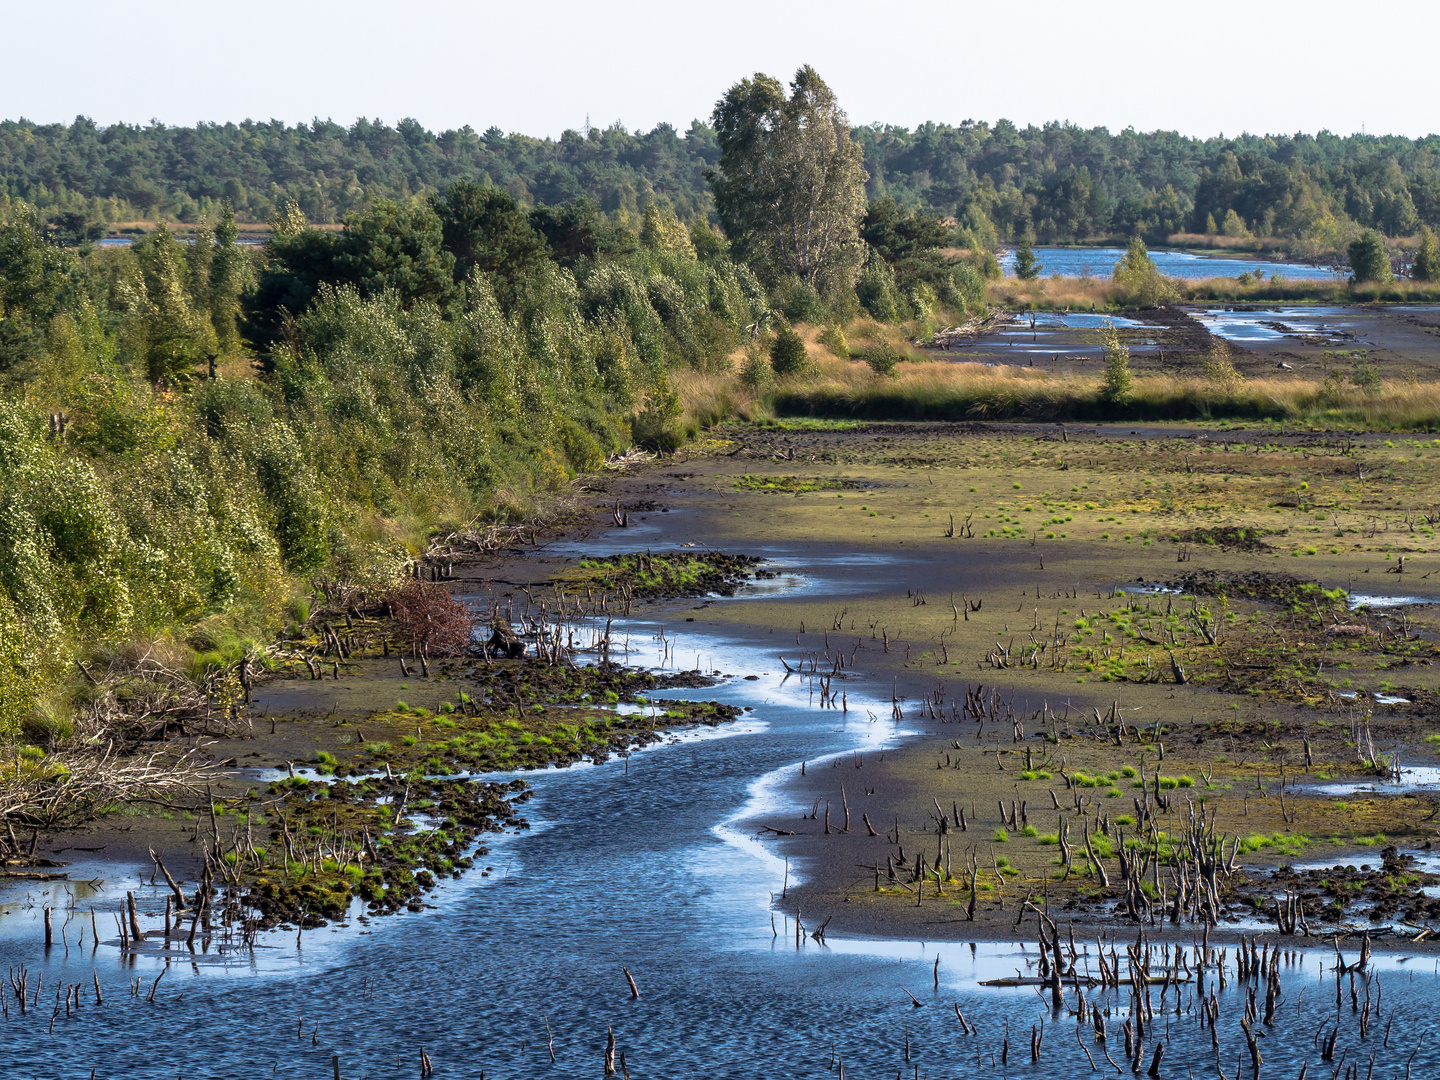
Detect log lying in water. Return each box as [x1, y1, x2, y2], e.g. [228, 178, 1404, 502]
[980, 972, 1192, 988]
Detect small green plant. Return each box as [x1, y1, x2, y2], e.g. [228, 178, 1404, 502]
[864, 342, 902, 377]
[993, 827, 1009, 842]
[769, 324, 810, 376]
[1099, 320, 1132, 402]
[817, 324, 849, 358]
[1203, 341, 1243, 394]
[739, 341, 774, 389]
[1021, 824, 1039, 837]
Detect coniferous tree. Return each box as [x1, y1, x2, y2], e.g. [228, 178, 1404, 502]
[1413, 226, 1439, 282]
[1348, 230, 1392, 283]
[1014, 240, 1041, 280]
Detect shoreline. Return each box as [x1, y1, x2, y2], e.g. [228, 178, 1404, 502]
[12, 418, 1440, 958]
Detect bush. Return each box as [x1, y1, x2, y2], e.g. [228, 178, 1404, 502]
[864, 342, 902, 377]
[738, 348, 774, 390]
[1099, 321, 1133, 402]
[769, 325, 810, 376]
[1349, 354, 1381, 395]
[856, 262, 901, 322]
[1014, 241, 1041, 280]
[907, 282, 937, 318]
[1413, 226, 1439, 282]
[1112, 237, 1178, 306]
[971, 249, 1002, 280]
[386, 581, 475, 656]
[631, 381, 685, 452]
[771, 275, 825, 324]
[1349, 230, 1392, 284]
[947, 262, 988, 315]
[817, 325, 848, 359]
[1202, 341, 1243, 394]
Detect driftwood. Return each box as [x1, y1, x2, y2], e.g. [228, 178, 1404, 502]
[928, 314, 999, 350]
[980, 973, 1192, 988]
[0, 745, 215, 830]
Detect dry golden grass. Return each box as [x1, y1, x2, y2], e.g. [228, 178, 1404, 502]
[736, 355, 1440, 428]
[988, 274, 1440, 308]
[1166, 232, 1290, 253]
[987, 277, 1118, 309]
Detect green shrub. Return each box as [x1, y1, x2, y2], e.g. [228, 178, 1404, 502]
[856, 261, 901, 322]
[771, 275, 825, 323]
[738, 344, 774, 390]
[769, 325, 810, 376]
[817, 325, 848, 359]
[632, 381, 686, 453]
[1415, 226, 1440, 282]
[864, 342, 902, 377]
[1348, 230, 1392, 284]
[1100, 321, 1133, 402]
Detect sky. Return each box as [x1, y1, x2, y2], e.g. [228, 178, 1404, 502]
[10, 0, 1438, 140]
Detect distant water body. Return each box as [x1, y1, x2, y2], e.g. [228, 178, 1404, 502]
[1000, 245, 1339, 281]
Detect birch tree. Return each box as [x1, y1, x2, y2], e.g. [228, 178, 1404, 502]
[708, 66, 867, 291]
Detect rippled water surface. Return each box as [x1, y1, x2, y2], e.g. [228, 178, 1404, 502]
[999, 246, 1338, 281]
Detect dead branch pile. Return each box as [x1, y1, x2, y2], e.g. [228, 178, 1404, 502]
[73, 645, 256, 747]
[0, 743, 216, 836]
[928, 314, 1001, 350]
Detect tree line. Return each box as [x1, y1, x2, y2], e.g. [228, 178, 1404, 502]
[4, 108, 1439, 256]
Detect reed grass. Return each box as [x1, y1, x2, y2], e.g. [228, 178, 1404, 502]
[763, 358, 1440, 429]
[986, 274, 1440, 309]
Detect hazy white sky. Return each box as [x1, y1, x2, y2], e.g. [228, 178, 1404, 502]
[11, 0, 1437, 139]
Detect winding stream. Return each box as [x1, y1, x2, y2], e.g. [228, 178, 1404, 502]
[0, 553, 1437, 1078]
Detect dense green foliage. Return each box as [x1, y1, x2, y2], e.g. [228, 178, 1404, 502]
[709, 67, 867, 291]
[769, 325, 809, 376]
[0, 116, 718, 226]
[1348, 229, 1393, 283]
[856, 122, 1440, 250]
[1013, 240, 1041, 280]
[1411, 226, 1438, 281]
[20, 64, 1438, 744]
[1111, 237, 1179, 306]
[0, 184, 768, 735]
[5, 112, 1439, 256]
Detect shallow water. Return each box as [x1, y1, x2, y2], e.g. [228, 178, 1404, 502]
[975, 311, 1171, 361]
[1349, 593, 1436, 610]
[1313, 764, 1440, 797]
[999, 246, 1339, 281]
[1190, 305, 1372, 345]
[3, 556, 1439, 1077]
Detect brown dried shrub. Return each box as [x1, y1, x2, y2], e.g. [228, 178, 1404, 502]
[386, 581, 475, 656]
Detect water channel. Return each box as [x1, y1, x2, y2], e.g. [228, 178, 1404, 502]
[0, 546, 1434, 1078]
